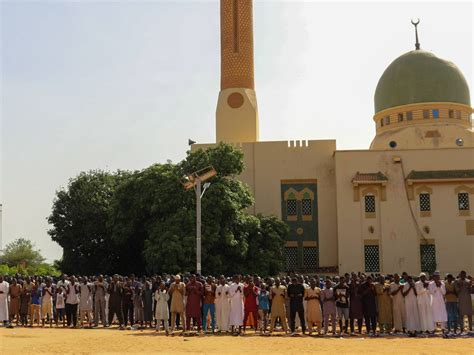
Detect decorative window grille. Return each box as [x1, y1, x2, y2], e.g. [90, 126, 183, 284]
[449, 110, 454, 118]
[303, 247, 318, 270]
[407, 111, 413, 120]
[420, 244, 436, 273]
[432, 109, 439, 119]
[423, 110, 430, 119]
[398, 113, 404, 122]
[302, 199, 312, 215]
[458, 192, 470, 211]
[287, 199, 297, 216]
[364, 245, 380, 272]
[285, 247, 298, 272]
[419, 193, 431, 212]
[384, 116, 390, 125]
[456, 110, 461, 119]
[365, 195, 376, 213]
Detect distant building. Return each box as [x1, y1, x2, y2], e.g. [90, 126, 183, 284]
[195, 1, 473, 275]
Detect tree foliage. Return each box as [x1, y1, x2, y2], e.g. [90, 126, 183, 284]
[48, 143, 288, 275]
[1, 238, 45, 267]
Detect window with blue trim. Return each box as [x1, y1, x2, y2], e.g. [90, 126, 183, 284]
[432, 109, 439, 119]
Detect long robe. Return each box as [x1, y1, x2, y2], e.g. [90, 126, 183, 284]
[142, 288, 153, 322]
[169, 282, 185, 314]
[390, 282, 406, 330]
[429, 281, 447, 323]
[185, 281, 203, 318]
[228, 282, 244, 326]
[375, 283, 392, 325]
[0, 281, 9, 321]
[215, 284, 231, 331]
[403, 284, 420, 332]
[9, 284, 21, 317]
[415, 281, 434, 331]
[455, 279, 473, 316]
[349, 282, 363, 319]
[304, 287, 322, 323]
[154, 290, 170, 320]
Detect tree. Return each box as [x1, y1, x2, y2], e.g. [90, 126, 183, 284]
[0, 238, 45, 267]
[47, 170, 129, 274]
[49, 143, 288, 275]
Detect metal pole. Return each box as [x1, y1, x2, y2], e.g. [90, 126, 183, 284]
[195, 178, 202, 275]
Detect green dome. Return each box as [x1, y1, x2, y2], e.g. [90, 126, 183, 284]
[374, 49, 471, 113]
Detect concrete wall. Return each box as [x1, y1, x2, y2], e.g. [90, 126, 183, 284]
[335, 147, 474, 275]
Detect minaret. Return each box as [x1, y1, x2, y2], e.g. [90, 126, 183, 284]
[216, 0, 259, 143]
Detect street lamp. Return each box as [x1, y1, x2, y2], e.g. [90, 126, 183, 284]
[181, 166, 217, 275]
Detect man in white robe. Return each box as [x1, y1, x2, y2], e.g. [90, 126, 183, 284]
[215, 275, 230, 332]
[0, 275, 12, 327]
[228, 275, 244, 334]
[415, 273, 434, 332]
[402, 276, 420, 335]
[429, 271, 447, 332]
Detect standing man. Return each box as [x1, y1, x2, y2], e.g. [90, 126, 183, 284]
[444, 274, 458, 334]
[169, 275, 185, 332]
[228, 275, 244, 334]
[269, 277, 288, 333]
[243, 277, 259, 333]
[349, 274, 364, 335]
[455, 270, 473, 332]
[429, 271, 447, 333]
[304, 278, 322, 335]
[390, 273, 406, 334]
[202, 276, 217, 333]
[65, 276, 79, 328]
[215, 275, 230, 332]
[121, 278, 134, 328]
[415, 273, 434, 333]
[107, 274, 124, 330]
[360, 276, 377, 336]
[321, 278, 337, 336]
[0, 275, 12, 328]
[8, 278, 21, 326]
[334, 276, 350, 335]
[93, 275, 107, 327]
[402, 276, 420, 336]
[287, 277, 306, 335]
[375, 275, 392, 334]
[257, 284, 270, 333]
[41, 278, 54, 327]
[185, 274, 203, 332]
[154, 281, 170, 335]
[79, 277, 93, 328]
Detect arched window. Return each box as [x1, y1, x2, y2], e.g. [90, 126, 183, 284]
[286, 192, 297, 216]
[301, 191, 312, 216]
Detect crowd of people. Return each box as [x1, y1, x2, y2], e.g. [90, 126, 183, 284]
[0, 270, 473, 337]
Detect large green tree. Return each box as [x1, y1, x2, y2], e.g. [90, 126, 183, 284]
[47, 170, 128, 274]
[48, 143, 287, 275]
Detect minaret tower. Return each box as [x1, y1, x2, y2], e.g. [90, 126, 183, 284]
[216, 0, 259, 143]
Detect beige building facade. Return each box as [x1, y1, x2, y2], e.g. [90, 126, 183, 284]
[195, 0, 474, 275]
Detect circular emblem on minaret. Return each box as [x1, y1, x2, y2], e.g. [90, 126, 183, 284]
[227, 92, 244, 109]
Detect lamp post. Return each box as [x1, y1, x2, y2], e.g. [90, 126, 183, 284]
[181, 167, 216, 275]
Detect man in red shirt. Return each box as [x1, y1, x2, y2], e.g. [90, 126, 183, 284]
[243, 276, 259, 332]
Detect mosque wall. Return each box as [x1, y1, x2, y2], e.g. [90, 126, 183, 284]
[335, 148, 474, 276]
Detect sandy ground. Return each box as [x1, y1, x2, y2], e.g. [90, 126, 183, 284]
[1, 328, 473, 355]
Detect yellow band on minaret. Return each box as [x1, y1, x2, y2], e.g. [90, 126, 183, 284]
[220, 0, 254, 90]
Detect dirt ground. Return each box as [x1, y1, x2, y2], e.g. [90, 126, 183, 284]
[1, 328, 473, 355]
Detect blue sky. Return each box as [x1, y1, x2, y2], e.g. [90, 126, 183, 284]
[1, 1, 472, 261]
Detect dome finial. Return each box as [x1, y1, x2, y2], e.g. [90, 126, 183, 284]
[411, 18, 421, 50]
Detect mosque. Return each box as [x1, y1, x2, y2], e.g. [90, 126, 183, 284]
[194, 0, 474, 275]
